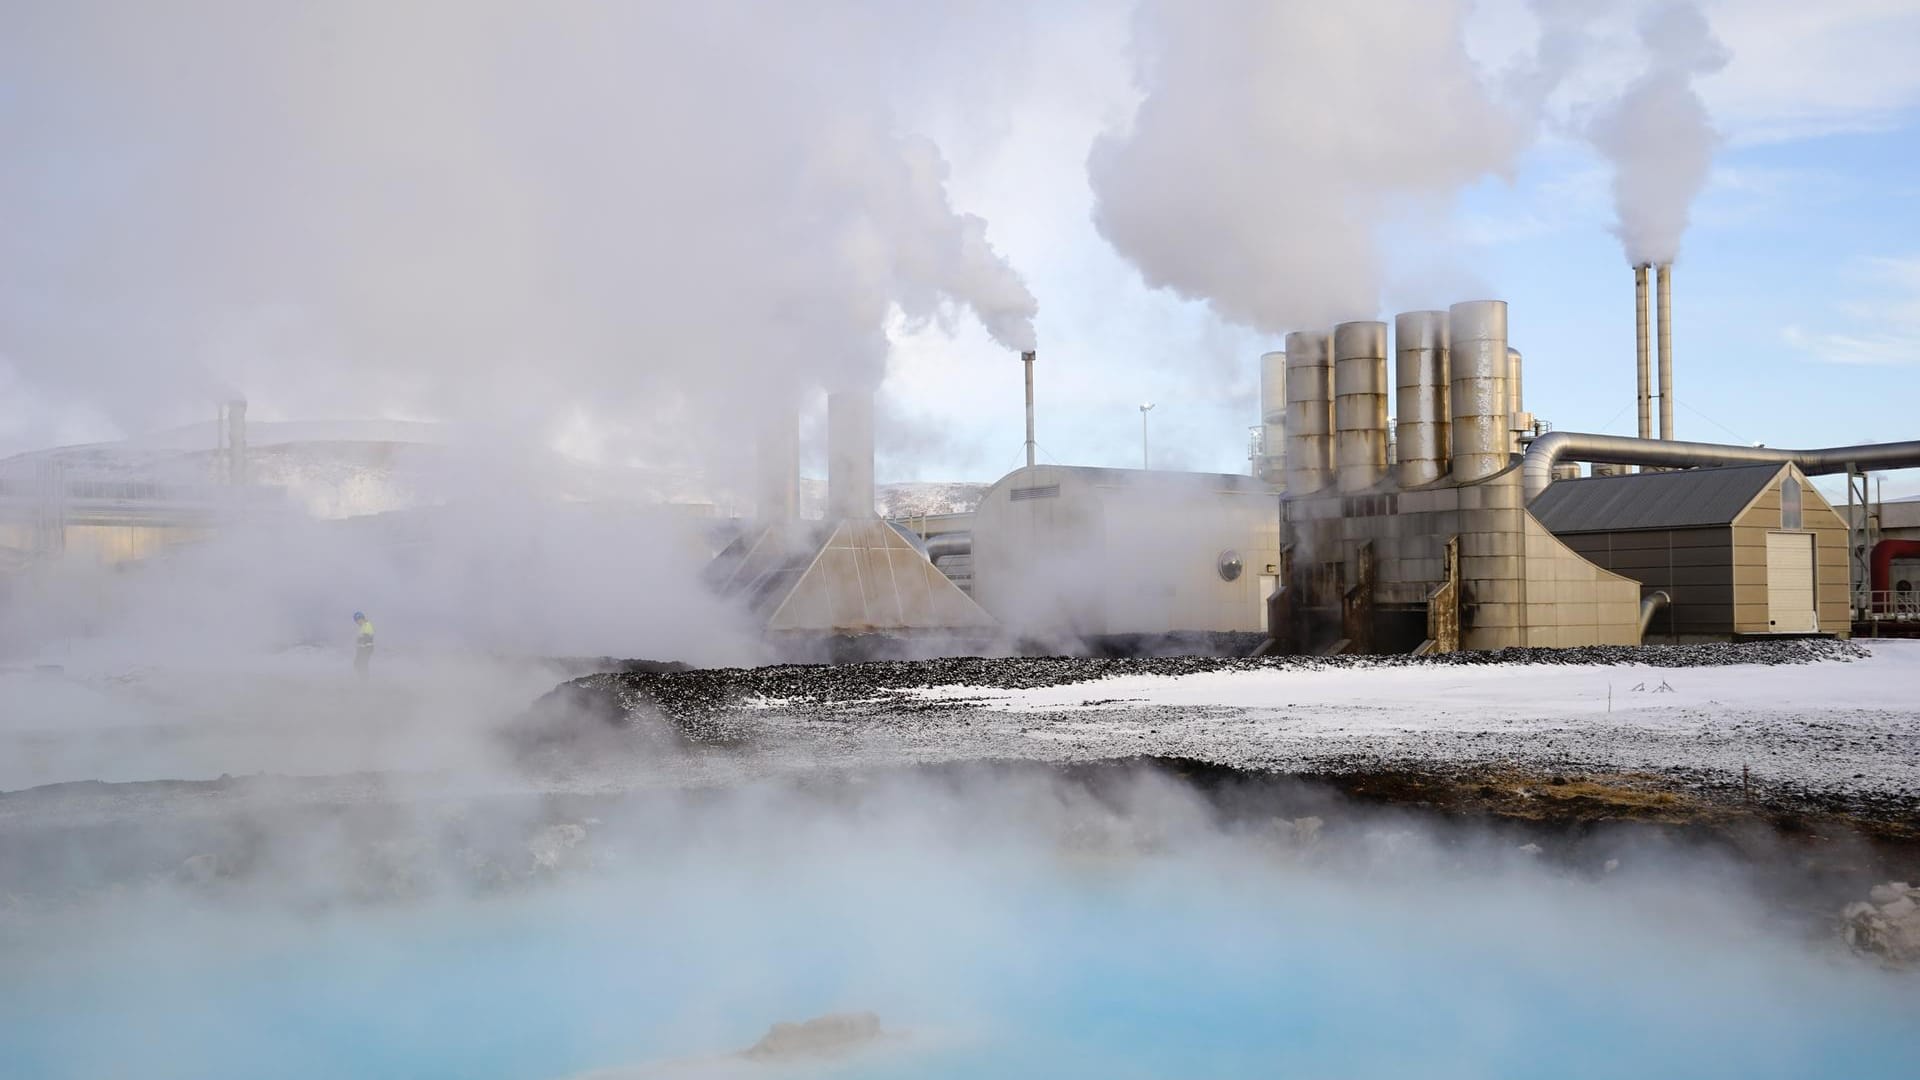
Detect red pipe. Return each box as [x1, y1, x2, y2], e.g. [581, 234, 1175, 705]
[1871, 539, 1920, 612]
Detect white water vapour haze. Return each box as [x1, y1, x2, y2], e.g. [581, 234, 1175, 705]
[1583, 1, 1731, 265]
[6, 762, 1918, 1077]
[1087, 0, 1525, 334]
[0, 0, 1049, 691]
[0, 1, 1037, 463]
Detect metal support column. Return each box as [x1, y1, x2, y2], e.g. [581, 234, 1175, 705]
[1847, 465, 1875, 621]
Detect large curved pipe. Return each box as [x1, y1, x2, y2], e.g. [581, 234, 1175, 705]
[926, 532, 971, 562]
[1872, 539, 1920, 611]
[1639, 590, 1671, 639]
[1522, 431, 1920, 502]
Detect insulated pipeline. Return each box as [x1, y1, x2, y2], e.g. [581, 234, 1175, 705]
[1522, 432, 1920, 502]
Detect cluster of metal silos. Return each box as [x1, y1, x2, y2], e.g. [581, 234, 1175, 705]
[1275, 300, 1520, 496]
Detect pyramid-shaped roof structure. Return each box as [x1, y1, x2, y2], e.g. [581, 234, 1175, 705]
[707, 518, 995, 633]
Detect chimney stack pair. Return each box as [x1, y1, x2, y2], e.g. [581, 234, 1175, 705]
[756, 391, 876, 522]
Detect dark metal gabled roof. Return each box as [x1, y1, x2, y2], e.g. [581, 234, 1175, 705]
[1527, 462, 1787, 533]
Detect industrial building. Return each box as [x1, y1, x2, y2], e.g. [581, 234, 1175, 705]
[1253, 280, 1920, 653]
[1529, 463, 1849, 639]
[968, 464, 1281, 642]
[866, 268, 1920, 655]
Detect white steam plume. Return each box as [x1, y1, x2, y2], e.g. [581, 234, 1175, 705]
[1086, 0, 1523, 333]
[1585, 2, 1730, 265]
[0, 1, 1036, 458]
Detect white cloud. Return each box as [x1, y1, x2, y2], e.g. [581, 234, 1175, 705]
[1701, 0, 1920, 142]
[1786, 256, 1920, 367]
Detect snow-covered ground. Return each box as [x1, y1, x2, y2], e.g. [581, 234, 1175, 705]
[697, 641, 1920, 809]
[2, 642, 1914, 823]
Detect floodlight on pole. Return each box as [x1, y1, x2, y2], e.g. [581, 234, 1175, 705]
[1139, 402, 1155, 470]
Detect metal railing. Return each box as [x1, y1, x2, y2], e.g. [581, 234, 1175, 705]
[1866, 590, 1920, 619]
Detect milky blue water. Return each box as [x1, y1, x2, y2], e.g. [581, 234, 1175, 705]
[5, 816, 1917, 1079]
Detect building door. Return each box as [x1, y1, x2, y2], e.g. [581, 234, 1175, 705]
[1257, 573, 1278, 631]
[1765, 531, 1817, 633]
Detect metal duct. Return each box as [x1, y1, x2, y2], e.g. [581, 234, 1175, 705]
[925, 532, 971, 562]
[1635, 265, 1651, 441]
[827, 391, 876, 519]
[756, 403, 799, 521]
[1639, 590, 1671, 639]
[1656, 263, 1674, 440]
[1521, 431, 1920, 502]
[1447, 300, 1510, 482]
[1259, 349, 1287, 485]
[1393, 311, 1449, 488]
[1333, 321, 1389, 493]
[1284, 330, 1334, 495]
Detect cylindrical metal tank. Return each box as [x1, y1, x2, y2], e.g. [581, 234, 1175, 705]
[1259, 349, 1287, 485]
[1393, 310, 1449, 487]
[1333, 321, 1389, 493]
[1448, 300, 1511, 482]
[827, 391, 876, 519]
[1283, 331, 1333, 495]
[756, 403, 799, 521]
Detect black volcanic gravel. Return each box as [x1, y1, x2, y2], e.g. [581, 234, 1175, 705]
[579, 638, 1870, 723]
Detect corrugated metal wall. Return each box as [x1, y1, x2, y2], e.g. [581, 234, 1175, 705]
[1554, 526, 1734, 637]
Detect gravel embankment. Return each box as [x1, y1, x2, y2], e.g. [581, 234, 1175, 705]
[516, 638, 1914, 820]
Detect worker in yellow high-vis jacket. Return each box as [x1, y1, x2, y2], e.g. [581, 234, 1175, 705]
[353, 611, 375, 680]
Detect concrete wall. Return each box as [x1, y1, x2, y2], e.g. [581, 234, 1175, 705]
[1732, 465, 1850, 636]
[972, 465, 1283, 637]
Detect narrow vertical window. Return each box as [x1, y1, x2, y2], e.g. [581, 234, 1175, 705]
[1781, 476, 1802, 530]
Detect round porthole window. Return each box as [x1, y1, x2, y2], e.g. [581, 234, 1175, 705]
[1217, 549, 1244, 582]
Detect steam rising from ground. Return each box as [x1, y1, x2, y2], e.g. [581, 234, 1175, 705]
[0, 1, 1035, 460]
[3, 765, 1915, 1078]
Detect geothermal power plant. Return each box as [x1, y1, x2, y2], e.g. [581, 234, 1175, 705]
[685, 267, 1919, 656]
[3, 267, 1920, 657]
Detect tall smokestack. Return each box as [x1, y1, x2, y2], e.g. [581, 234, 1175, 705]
[756, 403, 799, 521]
[827, 391, 876, 520]
[225, 398, 247, 486]
[1635, 264, 1651, 441]
[1021, 350, 1036, 470]
[1656, 262, 1674, 440]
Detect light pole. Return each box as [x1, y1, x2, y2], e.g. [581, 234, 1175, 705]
[1139, 402, 1155, 470]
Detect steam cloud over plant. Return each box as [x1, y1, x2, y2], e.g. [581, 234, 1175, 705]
[0, 1, 1036, 459]
[1586, 1, 1731, 266]
[1086, 0, 1523, 333]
